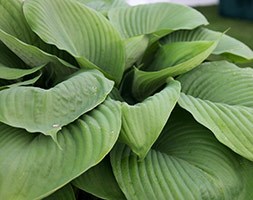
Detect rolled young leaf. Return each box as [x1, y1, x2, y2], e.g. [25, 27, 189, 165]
[132, 40, 217, 100]
[120, 78, 181, 159]
[178, 61, 253, 161]
[23, 0, 125, 83]
[111, 108, 249, 200]
[0, 69, 114, 140]
[0, 98, 121, 200]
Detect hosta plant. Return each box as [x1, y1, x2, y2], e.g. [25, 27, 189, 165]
[1, 0, 253, 199]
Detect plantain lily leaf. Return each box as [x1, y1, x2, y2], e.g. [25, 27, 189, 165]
[0, 29, 78, 84]
[0, 98, 121, 200]
[108, 3, 208, 39]
[0, 0, 36, 44]
[124, 35, 149, 70]
[23, 0, 125, 83]
[132, 40, 217, 100]
[73, 156, 126, 200]
[0, 70, 114, 140]
[111, 108, 249, 200]
[43, 184, 76, 200]
[0, 42, 28, 69]
[178, 61, 253, 161]
[0, 64, 43, 80]
[0, 0, 78, 64]
[77, 0, 129, 14]
[120, 79, 180, 159]
[0, 72, 42, 90]
[0, 0, 77, 81]
[238, 158, 253, 200]
[161, 27, 253, 63]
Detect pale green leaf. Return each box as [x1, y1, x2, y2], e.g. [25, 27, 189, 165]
[0, 64, 43, 80]
[108, 3, 208, 39]
[0, 72, 42, 90]
[77, 0, 129, 14]
[0, 29, 77, 81]
[73, 156, 126, 200]
[111, 108, 248, 200]
[0, 42, 28, 69]
[178, 61, 253, 161]
[0, 98, 121, 200]
[238, 158, 253, 200]
[161, 27, 253, 63]
[0, 0, 76, 64]
[145, 41, 218, 71]
[132, 40, 217, 100]
[124, 35, 149, 70]
[43, 184, 76, 200]
[0, 0, 77, 81]
[120, 79, 180, 159]
[0, 0, 35, 44]
[23, 0, 125, 83]
[0, 70, 114, 139]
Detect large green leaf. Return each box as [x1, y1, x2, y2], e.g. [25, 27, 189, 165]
[132, 40, 217, 100]
[0, 0, 35, 44]
[161, 27, 253, 63]
[177, 61, 253, 161]
[0, 0, 77, 81]
[23, 0, 125, 83]
[120, 79, 180, 159]
[73, 156, 126, 200]
[43, 184, 76, 200]
[0, 0, 78, 65]
[0, 70, 113, 140]
[0, 98, 121, 200]
[108, 3, 208, 39]
[111, 108, 250, 200]
[0, 29, 77, 84]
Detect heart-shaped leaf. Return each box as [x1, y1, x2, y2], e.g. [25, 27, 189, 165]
[0, 98, 121, 200]
[111, 108, 250, 199]
[178, 61, 253, 161]
[0, 70, 114, 140]
[23, 0, 125, 83]
[120, 79, 180, 159]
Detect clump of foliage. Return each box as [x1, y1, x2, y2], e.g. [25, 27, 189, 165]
[1, 0, 253, 199]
